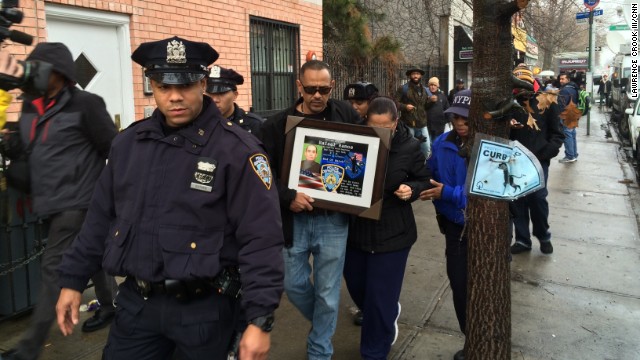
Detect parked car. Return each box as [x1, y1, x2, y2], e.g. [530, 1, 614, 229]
[625, 99, 640, 160]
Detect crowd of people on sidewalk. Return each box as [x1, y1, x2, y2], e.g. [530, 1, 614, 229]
[0, 34, 594, 360]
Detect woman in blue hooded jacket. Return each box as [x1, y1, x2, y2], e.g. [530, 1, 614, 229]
[420, 89, 470, 360]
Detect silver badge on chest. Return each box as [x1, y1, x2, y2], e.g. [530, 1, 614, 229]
[191, 158, 217, 192]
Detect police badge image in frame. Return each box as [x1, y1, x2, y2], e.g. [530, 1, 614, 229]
[282, 116, 392, 220]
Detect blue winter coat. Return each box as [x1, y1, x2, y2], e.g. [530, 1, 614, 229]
[429, 131, 468, 225]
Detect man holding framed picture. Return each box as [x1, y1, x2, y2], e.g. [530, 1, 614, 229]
[260, 60, 360, 360]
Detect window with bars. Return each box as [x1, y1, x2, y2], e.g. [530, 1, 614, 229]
[250, 17, 300, 117]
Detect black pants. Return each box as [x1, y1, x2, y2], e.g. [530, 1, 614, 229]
[102, 279, 241, 360]
[13, 210, 117, 360]
[442, 217, 468, 334]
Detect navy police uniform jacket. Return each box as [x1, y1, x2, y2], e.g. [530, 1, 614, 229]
[58, 96, 284, 321]
[230, 103, 263, 136]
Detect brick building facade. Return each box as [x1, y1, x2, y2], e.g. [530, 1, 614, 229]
[4, 0, 323, 124]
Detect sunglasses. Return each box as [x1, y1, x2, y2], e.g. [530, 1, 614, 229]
[300, 82, 332, 95]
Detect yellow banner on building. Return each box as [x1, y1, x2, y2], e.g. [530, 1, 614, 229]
[512, 25, 527, 52]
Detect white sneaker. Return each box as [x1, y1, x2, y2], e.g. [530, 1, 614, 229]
[558, 157, 577, 163]
[392, 302, 401, 345]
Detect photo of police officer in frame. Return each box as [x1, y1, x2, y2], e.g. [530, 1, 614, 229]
[298, 139, 323, 190]
[284, 117, 392, 220]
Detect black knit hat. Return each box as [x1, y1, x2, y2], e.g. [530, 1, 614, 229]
[26, 42, 76, 83]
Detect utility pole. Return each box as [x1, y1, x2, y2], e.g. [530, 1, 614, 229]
[584, 0, 600, 135]
[587, 9, 594, 135]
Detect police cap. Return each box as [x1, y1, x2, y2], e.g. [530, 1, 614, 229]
[132, 36, 219, 85]
[343, 82, 379, 101]
[206, 65, 244, 94]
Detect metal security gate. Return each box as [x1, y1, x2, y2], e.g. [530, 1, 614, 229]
[250, 16, 300, 118]
[0, 172, 48, 323]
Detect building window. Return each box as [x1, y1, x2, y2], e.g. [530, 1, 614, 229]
[250, 17, 300, 116]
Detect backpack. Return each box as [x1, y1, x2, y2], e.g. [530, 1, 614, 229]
[578, 89, 590, 116]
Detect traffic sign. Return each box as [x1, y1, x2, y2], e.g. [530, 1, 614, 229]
[584, 0, 599, 10]
[585, 46, 602, 51]
[576, 9, 603, 19]
[610, 24, 630, 31]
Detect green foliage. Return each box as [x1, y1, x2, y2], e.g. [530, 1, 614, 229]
[323, 0, 399, 64]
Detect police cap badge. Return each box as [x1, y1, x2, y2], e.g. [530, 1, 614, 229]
[132, 36, 219, 85]
[206, 66, 245, 94]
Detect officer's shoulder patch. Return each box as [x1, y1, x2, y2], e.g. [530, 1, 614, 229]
[249, 153, 272, 190]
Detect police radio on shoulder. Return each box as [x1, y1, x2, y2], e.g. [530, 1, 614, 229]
[248, 313, 275, 332]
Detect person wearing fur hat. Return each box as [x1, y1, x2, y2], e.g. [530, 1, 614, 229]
[395, 67, 432, 158]
[509, 65, 564, 256]
[425, 76, 451, 140]
[343, 81, 379, 119]
[0, 42, 118, 360]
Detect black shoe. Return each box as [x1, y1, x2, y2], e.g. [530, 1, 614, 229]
[82, 307, 115, 333]
[540, 241, 554, 254]
[510, 243, 532, 254]
[353, 309, 363, 326]
[453, 349, 464, 360]
[0, 349, 18, 360]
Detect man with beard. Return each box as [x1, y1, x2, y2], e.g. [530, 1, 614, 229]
[395, 67, 431, 158]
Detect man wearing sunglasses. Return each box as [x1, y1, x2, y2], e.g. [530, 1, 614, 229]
[260, 60, 361, 360]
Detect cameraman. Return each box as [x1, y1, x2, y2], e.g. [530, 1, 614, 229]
[0, 50, 23, 128]
[0, 43, 118, 360]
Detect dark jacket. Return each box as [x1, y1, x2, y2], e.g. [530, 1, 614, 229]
[558, 82, 579, 113]
[425, 90, 451, 136]
[259, 98, 361, 247]
[429, 131, 468, 225]
[347, 122, 431, 253]
[598, 79, 611, 95]
[510, 96, 565, 163]
[231, 103, 263, 136]
[6, 86, 116, 216]
[58, 97, 284, 321]
[448, 87, 465, 104]
[395, 82, 430, 128]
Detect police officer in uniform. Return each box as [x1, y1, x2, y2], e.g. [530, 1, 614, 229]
[206, 65, 263, 135]
[55, 36, 284, 360]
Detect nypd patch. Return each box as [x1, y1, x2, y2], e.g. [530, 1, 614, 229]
[250, 154, 272, 190]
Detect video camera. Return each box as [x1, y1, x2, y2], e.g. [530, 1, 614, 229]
[0, 0, 51, 95]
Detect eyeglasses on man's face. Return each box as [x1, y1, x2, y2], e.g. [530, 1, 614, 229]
[300, 82, 332, 95]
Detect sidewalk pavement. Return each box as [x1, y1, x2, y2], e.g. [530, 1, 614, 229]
[1, 109, 639, 359]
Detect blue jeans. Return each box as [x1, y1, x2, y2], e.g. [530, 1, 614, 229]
[511, 161, 551, 248]
[562, 125, 578, 159]
[285, 211, 349, 360]
[408, 126, 431, 159]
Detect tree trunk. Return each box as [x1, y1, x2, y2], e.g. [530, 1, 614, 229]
[465, 0, 528, 358]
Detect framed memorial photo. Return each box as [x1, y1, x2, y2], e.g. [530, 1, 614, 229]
[281, 116, 392, 220]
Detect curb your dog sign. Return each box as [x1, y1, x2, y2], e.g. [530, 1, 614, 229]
[465, 133, 544, 200]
